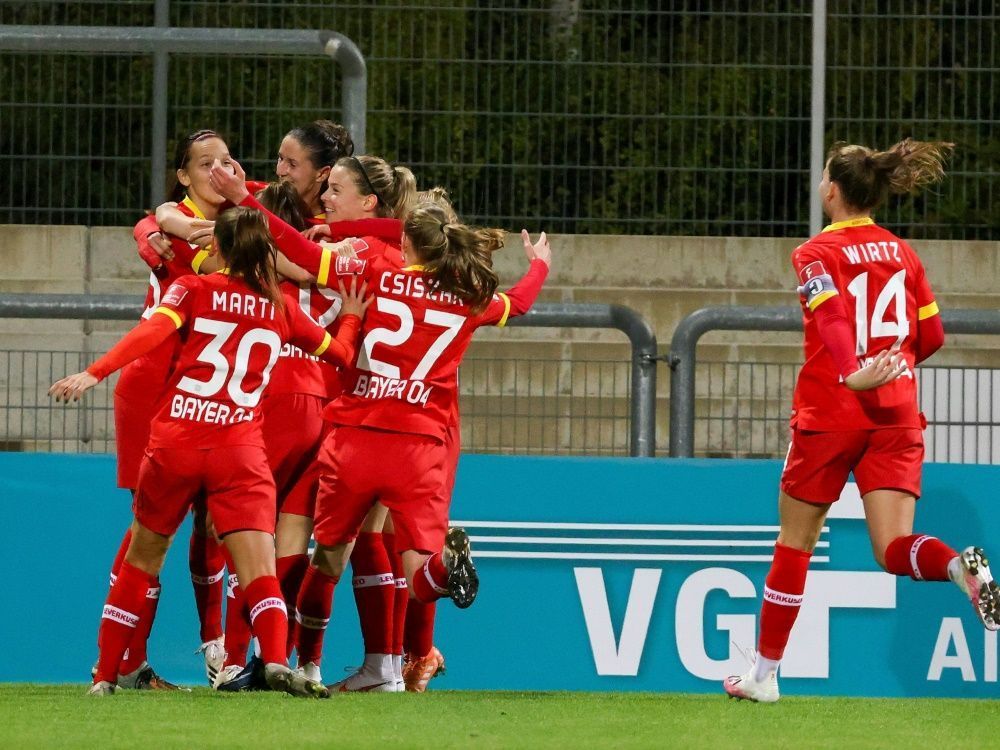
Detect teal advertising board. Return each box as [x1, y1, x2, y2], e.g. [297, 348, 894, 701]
[1, 452, 997, 697]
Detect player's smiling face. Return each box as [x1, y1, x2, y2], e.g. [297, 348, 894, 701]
[178, 137, 231, 208]
[275, 135, 327, 208]
[322, 165, 375, 222]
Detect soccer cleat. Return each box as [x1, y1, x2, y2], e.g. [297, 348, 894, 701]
[723, 669, 779, 703]
[87, 681, 117, 696]
[402, 646, 446, 693]
[298, 661, 322, 685]
[264, 662, 329, 698]
[328, 661, 396, 693]
[214, 656, 268, 692]
[443, 527, 479, 609]
[196, 636, 226, 686]
[117, 661, 184, 690]
[954, 547, 1000, 631]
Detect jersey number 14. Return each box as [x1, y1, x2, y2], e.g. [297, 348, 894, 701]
[846, 269, 910, 354]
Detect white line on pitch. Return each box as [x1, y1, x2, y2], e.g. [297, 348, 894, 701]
[468, 536, 830, 549]
[472, 551, 831, 563]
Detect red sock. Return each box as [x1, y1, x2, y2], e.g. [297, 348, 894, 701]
[383, 532, 408, 659]
[243, 576, 288, 666]
[222, 548, 252, 668]
[411, 553, 448, 604]
[95, 561, 154, 684]
[757, 543, 812, 661]
[99, 528, 134, 651]
[119, 578, 160, 675]
[189, 532, 225, 643]
[404, 600, 436, 657]
[350, 532, 394, 654]
[277, 554, 309, 658]
[884, 534, 957, 581]
[295, 565, 338, 666]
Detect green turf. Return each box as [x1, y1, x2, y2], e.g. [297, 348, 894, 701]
[0, 685, 994, 749]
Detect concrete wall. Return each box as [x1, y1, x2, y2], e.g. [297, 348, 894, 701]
[2, 225, 998, 455]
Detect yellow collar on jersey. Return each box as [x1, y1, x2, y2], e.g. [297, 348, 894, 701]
[402, 264, 427, 271]
[822, 216, 874, 233]
[182, 195, 207, 220]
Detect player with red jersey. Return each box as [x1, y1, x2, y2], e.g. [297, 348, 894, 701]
[52, 206, 369, 697]
[100, 130, 232, 690]
[724, 140, 999, 704]
[213, 161, 552, 689]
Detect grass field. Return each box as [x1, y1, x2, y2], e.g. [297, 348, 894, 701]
[1, 685, 995, 749]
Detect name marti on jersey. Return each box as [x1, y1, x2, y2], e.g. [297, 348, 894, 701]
[841, 241, 902, 265]
[211, 291, 277, 320]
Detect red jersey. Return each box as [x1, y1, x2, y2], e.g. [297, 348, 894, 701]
[791, 217, 939, 431]
[325, 255, 548, 441]
[265, 280, 342, 398]
[328, 218, 405, 268]
[117, 198, 213, 400]
[146, 273, 347, 449]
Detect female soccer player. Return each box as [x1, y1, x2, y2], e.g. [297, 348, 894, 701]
[52, 206, 369, 697]
[105, 129, 233, 689]
[724, 139, 999, 703]
[210, 159, 551, 692]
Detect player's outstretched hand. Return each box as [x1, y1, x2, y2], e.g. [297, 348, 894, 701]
[48, 371, 99, 403]
[521, 229, 551, 267]
[844, 349, 908, 391]
[209, 157, 249, 204]
[303, 224, 332, 242]
[338, 277, 373, 320]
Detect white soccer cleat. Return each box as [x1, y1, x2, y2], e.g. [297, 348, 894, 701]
[329, 655, 396, 693]
[723, 669, 779, 703]
[196, 636, 226, 686]
[87, 681, 117, 696]
[952, 547, 1000, 631]
[264, 663, 329, 698]
[393, 654, 404, 692]
[212, 664, 245, 690]
[298, 661, 323, 684]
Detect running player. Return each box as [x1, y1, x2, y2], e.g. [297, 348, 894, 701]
[104, 129, 231, 689]
[724, 139, 999, 703]
[210, 162, 551, 694]
[52, 205, 369, 697]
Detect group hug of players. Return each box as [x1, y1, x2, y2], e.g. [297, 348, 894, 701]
[50, 121, 552, 697]
[50, 128, 999, 703]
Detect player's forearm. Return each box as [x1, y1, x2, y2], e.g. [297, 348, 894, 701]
[239, 193, 327, 280]
[86, 314, 177, 381]
[133, 215, 165, 271]
[315, 314, 361, 367]
[503, 259, 550, 318]
[155, 202, 196, 238]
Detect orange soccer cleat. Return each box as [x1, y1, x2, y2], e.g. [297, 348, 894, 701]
[402, 646, 446, 693]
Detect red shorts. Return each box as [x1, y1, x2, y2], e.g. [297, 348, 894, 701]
[133, 445, 277, 537]
[261, 392, 326, 517]
[313, 426, 449, 554]
[780, 427, 924, 504]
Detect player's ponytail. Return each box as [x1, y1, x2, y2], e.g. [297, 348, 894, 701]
[213, 207, 284, 311]
[255, 181, 310, 232]
[404, 204, 502, 313]
[827, 138, 954, 211]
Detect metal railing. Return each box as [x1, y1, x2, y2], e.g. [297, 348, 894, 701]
[0, 293, 657, 458]
[668, 306, 1000, 462]
[0, 22, 366, 211]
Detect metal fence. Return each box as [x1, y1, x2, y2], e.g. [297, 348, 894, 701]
[670, 306, 1000, 464]
[0, 294, 656, 457]
[1, 1, 996, 237]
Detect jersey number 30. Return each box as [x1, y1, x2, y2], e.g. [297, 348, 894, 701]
[846, 269, 910, 354]
[176, 318, 282, 408]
